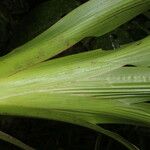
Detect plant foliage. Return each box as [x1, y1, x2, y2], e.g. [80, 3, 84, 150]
[0, 0, 150, 149]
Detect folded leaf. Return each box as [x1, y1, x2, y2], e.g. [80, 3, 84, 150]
[0, 0, 149, 78]
[0, 37, 149, 128]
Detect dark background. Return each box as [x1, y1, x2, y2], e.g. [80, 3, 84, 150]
[0, 0, 150, 149]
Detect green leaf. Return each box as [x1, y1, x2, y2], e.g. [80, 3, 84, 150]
[0, 131, 34, 150]
[9, 0, 79, 49]
[0, 103, 143, 150]
[0, 37, 150, 127]
[0, 1, 149, 149]
[0, 0, 149, 78]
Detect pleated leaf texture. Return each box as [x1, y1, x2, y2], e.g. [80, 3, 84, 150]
[0, 0, 150, 150]
[0, 0, 149, 77]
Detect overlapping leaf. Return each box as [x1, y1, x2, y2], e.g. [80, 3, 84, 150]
[0, 36, 150, 149]
[0, 0, 150, 149]
[0, 0, 149, 78]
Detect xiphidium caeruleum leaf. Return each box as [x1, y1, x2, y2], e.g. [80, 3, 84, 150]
[0, 36, 150, 149]
[8, 0, 79, 49]
[0, 131, 35, 150]
[0, 1, 150, 149]
[0, 0, 149, 78]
